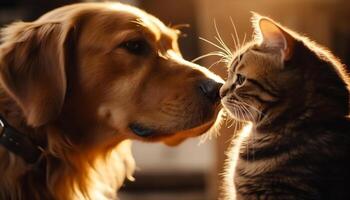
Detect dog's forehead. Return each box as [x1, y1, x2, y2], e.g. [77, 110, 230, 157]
[106, 3, 178, 40]
[38, 3, 178, 43]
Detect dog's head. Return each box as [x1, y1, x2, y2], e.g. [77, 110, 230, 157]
[0, 3, 223, 147]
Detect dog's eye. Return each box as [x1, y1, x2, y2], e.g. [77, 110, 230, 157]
[119, 39, 150, 55]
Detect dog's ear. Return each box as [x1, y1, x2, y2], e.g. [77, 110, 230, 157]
[0, 21, 75, 127]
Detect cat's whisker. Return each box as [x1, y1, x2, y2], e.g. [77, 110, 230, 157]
[229, 17, 241, 61]
[226, 115, 235, 126]
[233, 104, 242, 122]
[224, 112, 233, 127]
[208, 56, 230, 69]
[227, 109, 239, 128]
[199, 37, 230, 55]
[242, 33, 247, 50]
[228, 18, 239, 50]
[191, 51, 228, 63]
[215, 36, 234, 65]
[242, 105, 258, 122]
[240, 101, 271, 126]
[225, 107, 236, 128]
[224, 114, 230, 127]
[224, 112, 238, 145]
[230, 33, 241, 63]
[199, 109, 227, 144]
[214, 36, 232, 59]
[240, 103, 256, 123]
[246, 103, 272, 124]
[239, 101, 264, 117]
[227, 120, 235, 129]
[230, 33, 240, 61]
[213, 20, 233, 58]
[232, 118, 237, 137]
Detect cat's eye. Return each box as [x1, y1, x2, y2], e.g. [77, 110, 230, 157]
[119, 39, 151, 55]
[235, 73, 246, 85]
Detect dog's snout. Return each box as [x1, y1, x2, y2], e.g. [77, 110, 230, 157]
[199, 79, 223, 103]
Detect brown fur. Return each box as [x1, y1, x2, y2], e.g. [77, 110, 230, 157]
[0, 3, 222, 200]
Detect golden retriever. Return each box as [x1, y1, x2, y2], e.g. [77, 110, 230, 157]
[0, 2, 223, 200]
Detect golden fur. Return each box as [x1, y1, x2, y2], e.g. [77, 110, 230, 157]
[0, 3, 222, 200]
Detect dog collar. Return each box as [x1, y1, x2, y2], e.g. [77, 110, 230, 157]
[0, 116, 43, 164]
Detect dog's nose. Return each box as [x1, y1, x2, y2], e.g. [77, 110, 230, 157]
[199, 79, 223, 103]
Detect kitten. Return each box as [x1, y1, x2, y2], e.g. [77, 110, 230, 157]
[220, 14, 350, 200]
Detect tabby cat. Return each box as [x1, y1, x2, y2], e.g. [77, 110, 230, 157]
[220, 14, 350, 200]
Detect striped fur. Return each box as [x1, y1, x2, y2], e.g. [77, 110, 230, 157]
[221, 14, 350, 200]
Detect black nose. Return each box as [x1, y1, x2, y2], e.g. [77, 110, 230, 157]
[199, 79, 223, 103]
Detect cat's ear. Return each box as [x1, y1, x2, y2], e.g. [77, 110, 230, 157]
[252, 13, 294, 60]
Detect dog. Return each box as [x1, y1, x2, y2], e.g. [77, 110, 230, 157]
[0, 2, 222, 200]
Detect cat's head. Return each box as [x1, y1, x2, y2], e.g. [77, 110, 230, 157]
[220, 14, 349, 127]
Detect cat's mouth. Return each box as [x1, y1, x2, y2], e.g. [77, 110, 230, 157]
[222, 97, 257, 122]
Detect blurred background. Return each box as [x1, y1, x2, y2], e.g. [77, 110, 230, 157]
[1, 0, 349, 199]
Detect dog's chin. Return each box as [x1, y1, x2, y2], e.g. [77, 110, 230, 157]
[162, 121, 215, 146]
[128, 120, 215, 146]
[128, 105, 222, 145]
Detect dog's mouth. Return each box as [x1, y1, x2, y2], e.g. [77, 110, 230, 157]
[129, 105, 222, 139]
[129, 123, 160, 137]
[128, 121, 213, 140]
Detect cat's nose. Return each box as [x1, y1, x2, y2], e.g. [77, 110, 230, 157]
[199, 79, 223, 103]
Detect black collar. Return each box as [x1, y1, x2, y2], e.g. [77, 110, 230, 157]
[0, 116, 43, 164]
